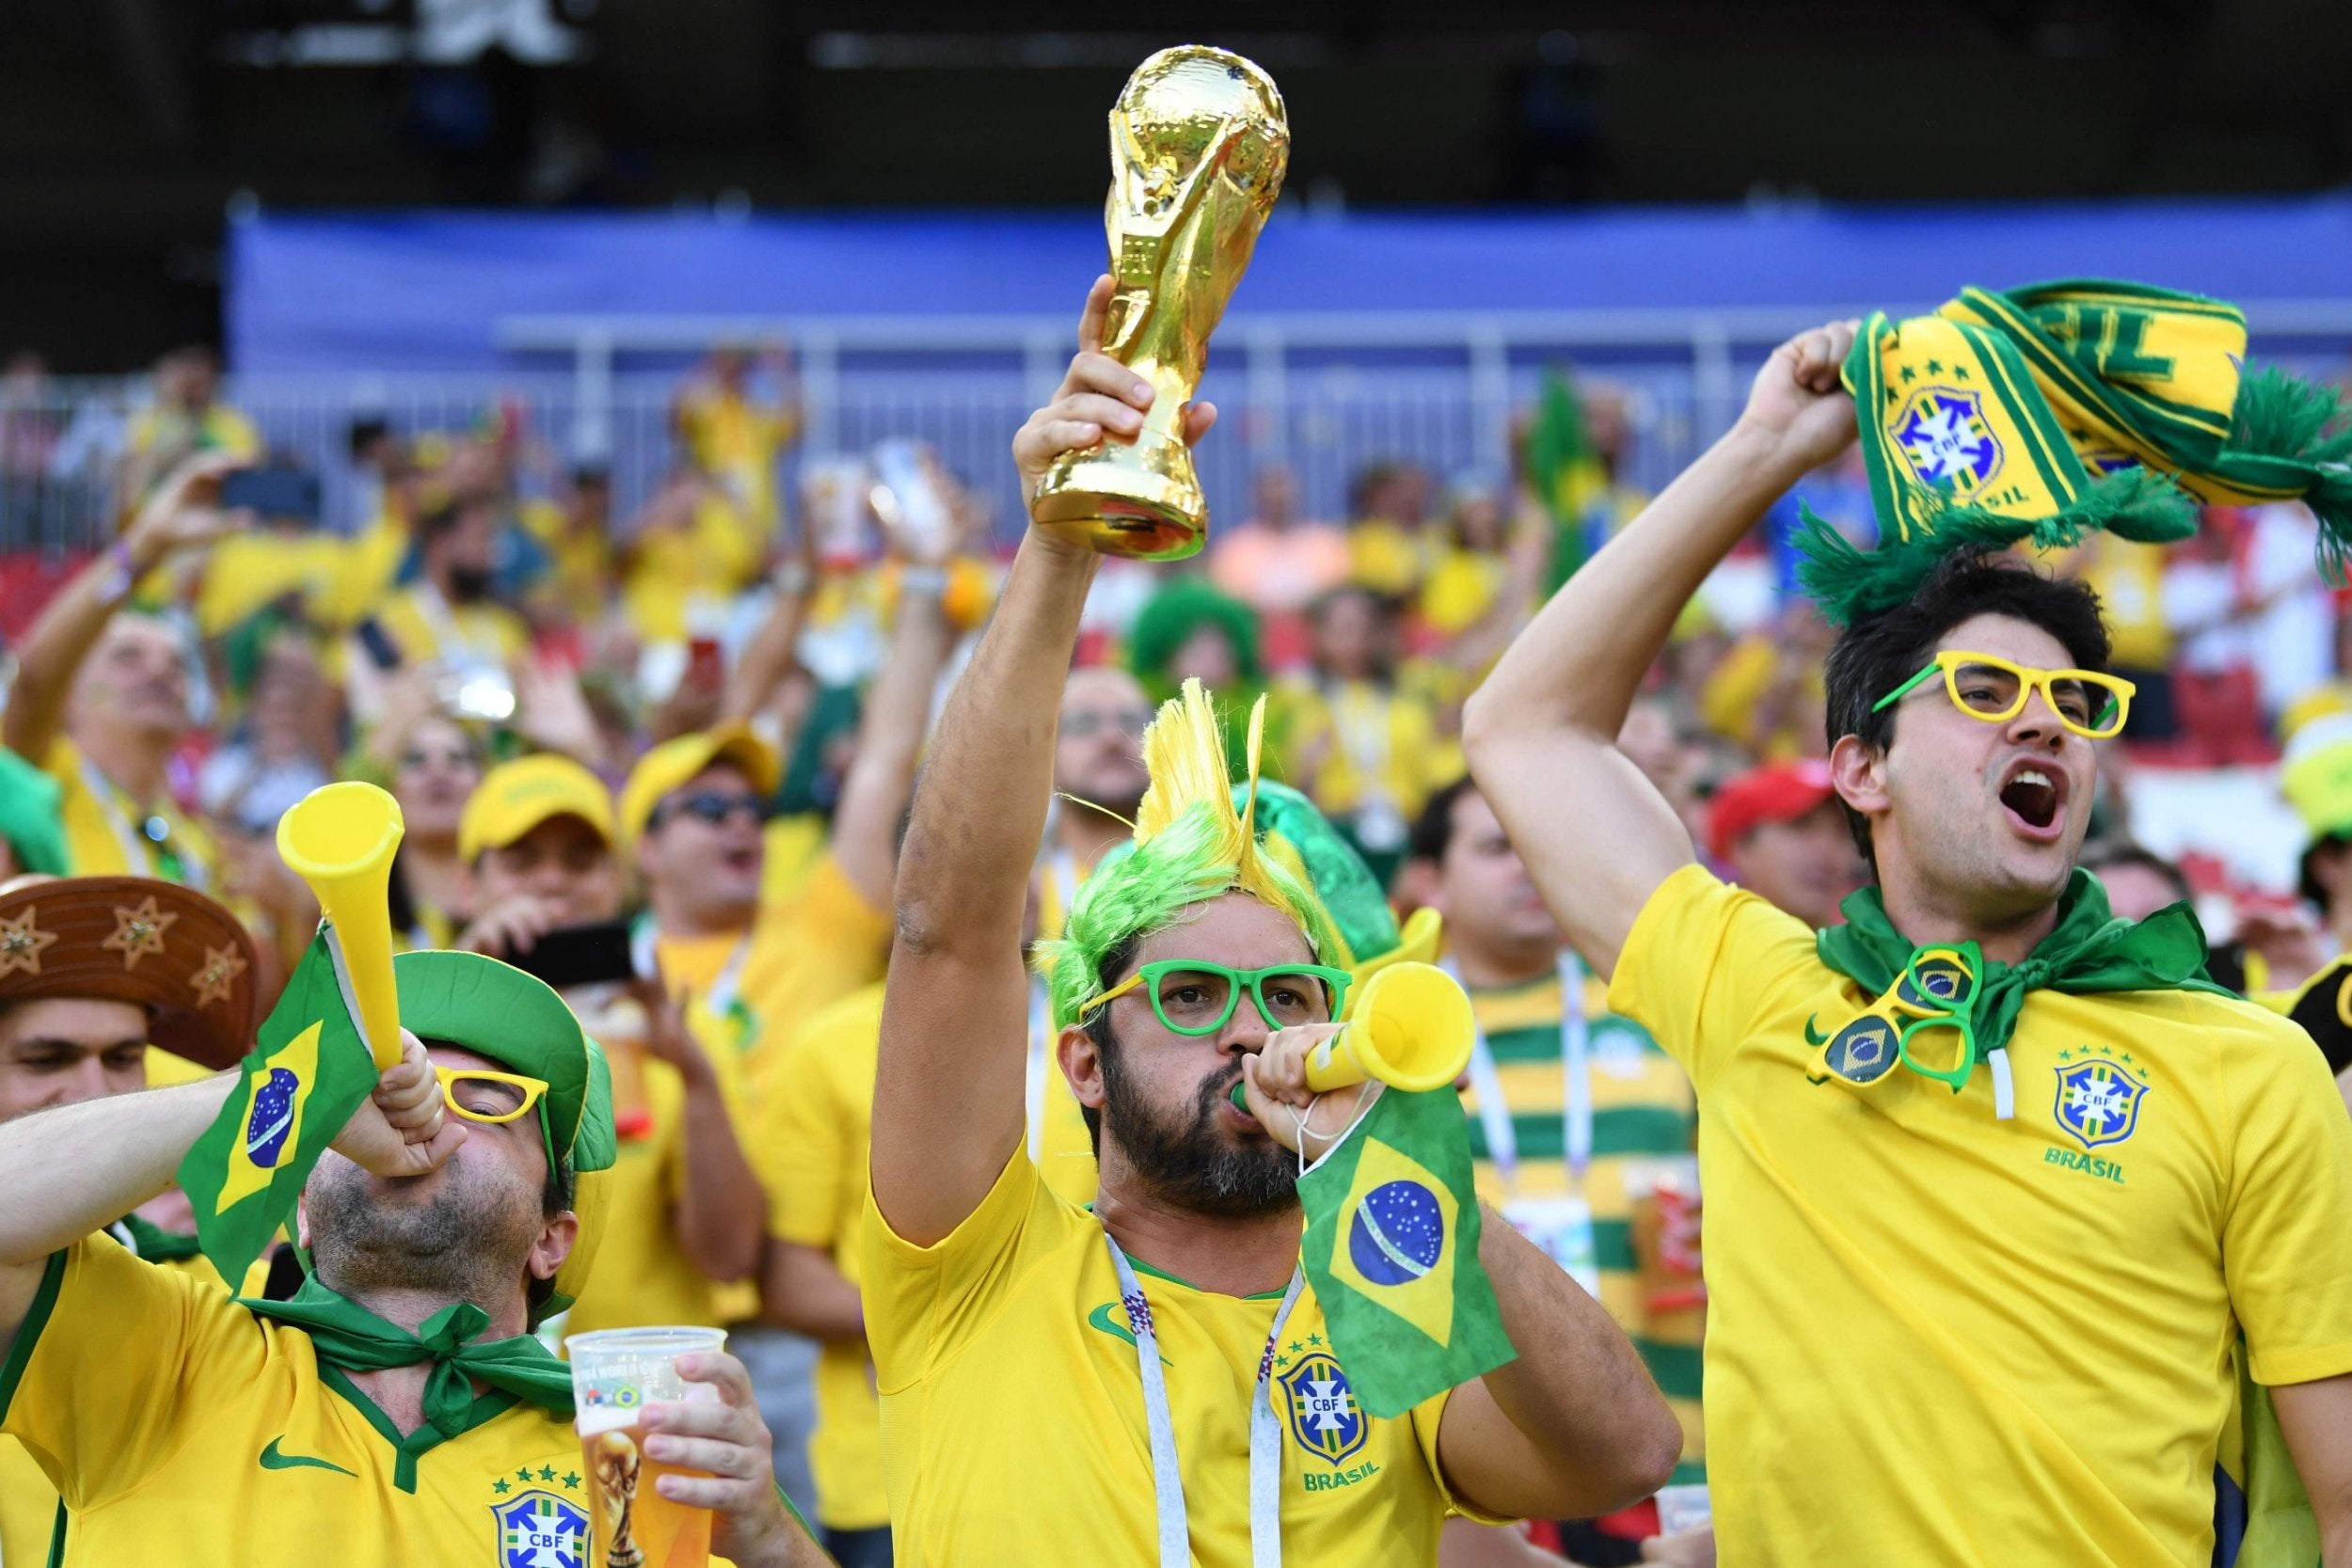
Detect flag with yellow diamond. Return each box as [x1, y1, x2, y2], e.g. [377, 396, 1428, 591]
[178, 929, 377, 1288]
[1299, 1086, 1513, 1418]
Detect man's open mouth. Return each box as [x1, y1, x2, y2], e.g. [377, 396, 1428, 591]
[1998, 760, 2064, 833]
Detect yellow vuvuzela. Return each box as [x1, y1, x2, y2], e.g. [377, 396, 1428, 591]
[1032, 45, 1290, 561]
[1306, 961, 1476, 1093]
[276, 782, 405, 1069]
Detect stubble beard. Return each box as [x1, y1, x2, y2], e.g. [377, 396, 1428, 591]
[1100, 1039, 1298, 1218]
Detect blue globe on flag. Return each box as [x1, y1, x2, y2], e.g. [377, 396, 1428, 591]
[1347, 1180, 1444, 1286]
[244, 1067, 300, 1167]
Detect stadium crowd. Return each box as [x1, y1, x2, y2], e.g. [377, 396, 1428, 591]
[0, 295, 2347, 1568]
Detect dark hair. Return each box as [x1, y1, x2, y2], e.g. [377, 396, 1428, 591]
[415, 499, 464, 541]
[1820, 550, 2110, 863]
[1075, 929, 1145, 1154]
[2079, 840, 2193, 907]
[2299, 832, 2351, 912]
[1406, 776, 1479, 867]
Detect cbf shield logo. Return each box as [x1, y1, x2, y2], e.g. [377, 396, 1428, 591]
[1892, 387, 2003, 496]
[2055, 1057, 2149, 1150]
[493, 1489, 587, 1568]
[1278, 1353, 1369, 1466]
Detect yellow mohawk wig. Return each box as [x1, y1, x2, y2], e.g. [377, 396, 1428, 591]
[1040, 678, 1340, 1031]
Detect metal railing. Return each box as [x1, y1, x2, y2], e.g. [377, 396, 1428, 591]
[7, 300, 2348, 554]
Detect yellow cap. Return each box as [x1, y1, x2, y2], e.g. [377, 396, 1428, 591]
[459, 754, 617, 863]
[2283, 713, 2352, 841]
[616, 722, 783, 847]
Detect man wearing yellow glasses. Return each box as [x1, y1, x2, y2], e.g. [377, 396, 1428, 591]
[0, 948, 828, 1567]
[1468, 320, 2352, 1566]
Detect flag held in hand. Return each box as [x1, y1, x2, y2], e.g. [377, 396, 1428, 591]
[1299, 1085, 1514, 1418]
[177, 928, 380, 1288]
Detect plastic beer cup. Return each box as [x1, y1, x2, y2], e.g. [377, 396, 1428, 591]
[567, 1326, 728, 1568]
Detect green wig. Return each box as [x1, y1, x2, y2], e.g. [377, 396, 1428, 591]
[1038, 679, 1340, 1031]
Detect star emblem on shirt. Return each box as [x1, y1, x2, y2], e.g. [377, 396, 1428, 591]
[516, 1466, 535, 1482]
[103, 896, 178, 972]
[563, 1472, 580, 1489]
[1306, 1333, 1323, 1348]
[538, 1465, 557, 1481]
[0, 906, 58, 978]
[492, 1478, 510, 1495]
[188, 942, 248, 1010]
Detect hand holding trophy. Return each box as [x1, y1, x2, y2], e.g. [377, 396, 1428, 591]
[1029, 46, 1289, 561]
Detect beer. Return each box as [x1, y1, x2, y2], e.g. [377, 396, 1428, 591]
[566, 1326, 729, 1568]
[579, 1406, 713, 1568]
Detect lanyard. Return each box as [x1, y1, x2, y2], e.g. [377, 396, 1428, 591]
[1452, 952, 1589, 1195]
[1104, 1232, 1303, 1568]
[1026, 850, 1081, 1164]
[79, 756, 203, 891]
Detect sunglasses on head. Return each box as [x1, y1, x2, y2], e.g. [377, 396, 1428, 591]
[652, 791, 771, 830]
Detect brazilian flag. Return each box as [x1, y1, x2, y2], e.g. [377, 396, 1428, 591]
[1525, 368, 1610, 593]
[1299, 1086, 1514, 1418]
[178, 930, 378, 1288]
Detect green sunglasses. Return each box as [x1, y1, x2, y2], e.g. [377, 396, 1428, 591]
[1079, 959, 1355, 1037]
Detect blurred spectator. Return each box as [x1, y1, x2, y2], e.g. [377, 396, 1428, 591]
[1281, 585, 1456, 879]
[360, 688, 486, 950]
[675, 342, 801, 540]
[1418, 473, 1512, 639]
[1346, 459, 1436, 596]
[1127, 578, 1274, 768]
[2077, 839, 2194, 923]
[196, 632, 338, 837]
[2058, 533, 2176, 740]
[117, 347, 259, 515]
[1, 458, 238, 890]
[1707, 758, 1863, 928]
[519, 462, 618, 632]
[1207, 464, 1350, 617]
[2161, 505, 2328, 763]
[376, 494, 530, 674]
[622, 468, 761, 647]
[1697, 604, 1834, 760]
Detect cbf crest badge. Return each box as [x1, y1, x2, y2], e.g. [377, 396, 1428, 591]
[1892, 386, 2004, 496]
[2055, 1057, 2148, 1150]
[493, 1489, 588, 1568]
[1277, 1353, 1368, 1466]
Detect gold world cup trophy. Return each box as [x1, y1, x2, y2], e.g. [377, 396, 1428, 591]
[1031, 45, 1290, 562]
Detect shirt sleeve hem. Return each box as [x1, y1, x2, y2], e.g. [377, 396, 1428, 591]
[1604, 863, 1720, 1021]
[0, 1248, 69, 1427]
[863, 1141, 1035, 1269]
[2249, 1340, 2352, 1387]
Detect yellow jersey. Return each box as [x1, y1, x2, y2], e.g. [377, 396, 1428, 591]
[1609, 864, 2352, 1567]
[0, 1234, 592, 1568]
[1456, 965, 1704, 1481]
[861, 1148, 1493, 1566]
[663, 852, 893, 1101]
[757, 983, 889, 1531]
[0, 1224, 266, 1567]
[676, 386, 798, 532]
[1275, 677, 1459, 824]
[43, 736, 219, 892]
[374, 585, 530, 672]
[555, 1037, 747, 1339]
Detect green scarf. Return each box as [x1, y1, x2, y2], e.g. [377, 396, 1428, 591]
[242, 1276, 575, 1436]
[115, 1212, 204, 1263]
[1815, 869, 2232, 1067]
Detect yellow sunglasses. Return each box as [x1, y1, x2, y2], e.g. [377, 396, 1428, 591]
[433, 1066, 549, 1126]
[1874, 650, 2136, 741]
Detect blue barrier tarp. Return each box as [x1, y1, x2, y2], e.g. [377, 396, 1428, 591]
[227, 198, 2352, 372]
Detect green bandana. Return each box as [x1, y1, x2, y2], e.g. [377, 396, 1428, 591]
[243, 1275, 576, 1434]
[115, 1212, 204, 1264]
[1814, 869, 2232, 1070]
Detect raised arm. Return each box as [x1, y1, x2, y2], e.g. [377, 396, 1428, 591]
[2, 453, 244, 762]
[1461, 324, 1857, 976]
[826, 546, 959, 916]
[0, 1033, 453, 1342]
[871, 276, 1215, 1246]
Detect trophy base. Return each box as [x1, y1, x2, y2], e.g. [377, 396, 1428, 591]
[1032, 447, 1205, 562]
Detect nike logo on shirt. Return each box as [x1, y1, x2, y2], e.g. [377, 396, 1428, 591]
[259, 1437, 354, 1477]
[1087, 1303, 1172, 1366]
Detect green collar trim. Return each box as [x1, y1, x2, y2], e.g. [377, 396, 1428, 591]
[314, 1362, 521, 1494]
[1124, 1251, 1293, 1303]
[0, 1250, 67, 1425]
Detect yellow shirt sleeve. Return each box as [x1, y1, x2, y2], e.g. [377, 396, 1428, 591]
[1605, 862, 1824, 1091]
[861, 1145, 1074, 1395]
[0, 1234, 264, 1510]
[2217, 1021, 2352, 1386]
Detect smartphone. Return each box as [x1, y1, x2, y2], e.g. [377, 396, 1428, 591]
[502, 920, 639, 991]
[220, 467, 322, 524]
[354, 616, 404, 672]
